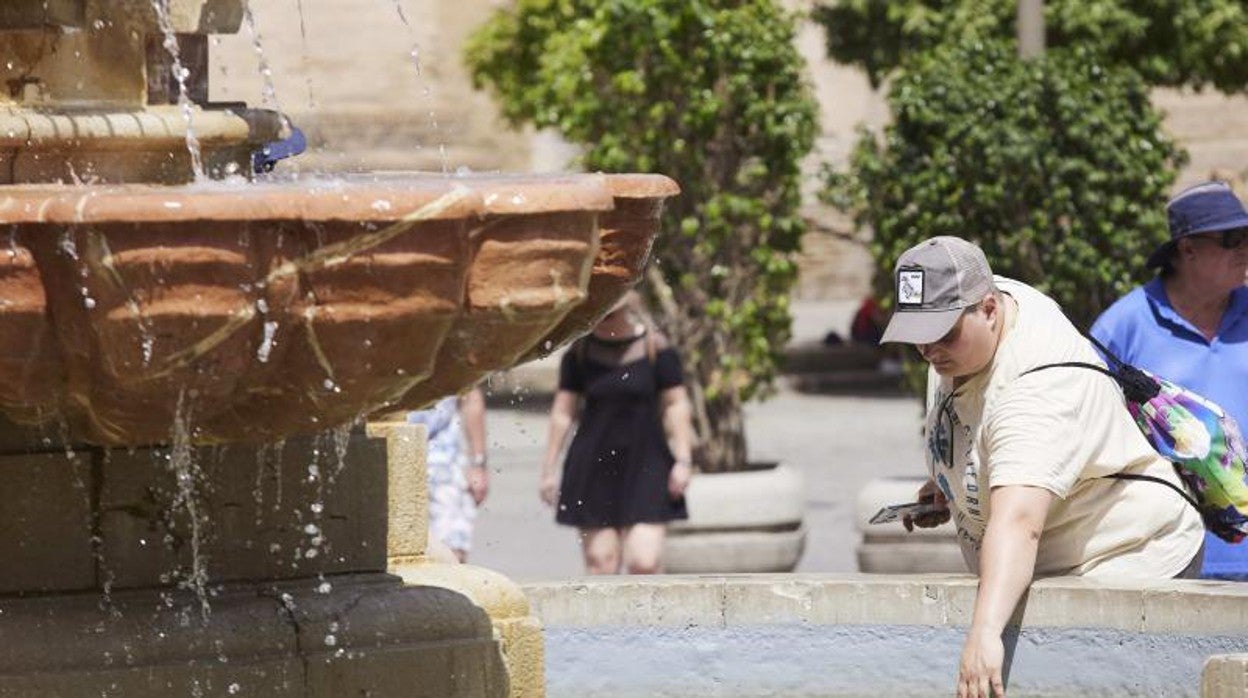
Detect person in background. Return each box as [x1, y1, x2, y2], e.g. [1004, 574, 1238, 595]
[539, 290, 695, 575]
[850, 296, 888, 345]
[884, 236, 1204, 698]
[1092, 180, 1248, 580]
[407, 387, 489, 563]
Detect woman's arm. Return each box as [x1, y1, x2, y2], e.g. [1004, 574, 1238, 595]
[459, 387, 488, 505]
[957, 484, 1053, 698]
[540, 390, 579, 507]
[659, 385, 694, 498]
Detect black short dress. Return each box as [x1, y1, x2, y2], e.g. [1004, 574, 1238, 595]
[555, 331, 689, 528]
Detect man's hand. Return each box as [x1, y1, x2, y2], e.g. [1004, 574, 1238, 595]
[904, 478, 951, 531]
[957, 628, 1006, 697]
[668, 461, 692, 499]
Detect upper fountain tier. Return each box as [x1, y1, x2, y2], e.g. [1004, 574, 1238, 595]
[0, 1, 679, 445]
[0, 172, 678, 446]
[0, 0, 280, 184]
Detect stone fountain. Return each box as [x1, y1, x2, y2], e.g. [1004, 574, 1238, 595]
[0, 1, 677, 695]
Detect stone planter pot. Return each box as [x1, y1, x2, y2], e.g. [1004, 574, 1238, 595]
[664, 462, 806, 573]
[855, 476, 966, 574]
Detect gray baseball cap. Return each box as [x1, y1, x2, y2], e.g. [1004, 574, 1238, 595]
[880, 236, 996, 345]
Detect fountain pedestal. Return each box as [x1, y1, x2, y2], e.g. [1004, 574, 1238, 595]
[0, 426, 518, 696]
[370, 421, 546, 698]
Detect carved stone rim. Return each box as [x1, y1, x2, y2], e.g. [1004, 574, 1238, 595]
[604, 173, 683, 199]
[0, 172, 650, 225]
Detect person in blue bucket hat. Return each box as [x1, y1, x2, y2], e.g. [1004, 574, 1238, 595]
[1093, 179, 1248, 580]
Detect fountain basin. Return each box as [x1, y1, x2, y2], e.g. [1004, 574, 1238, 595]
[517, 174, 682, 363]
[0, 172, 677, 445]
[525, 574, 1248, 697]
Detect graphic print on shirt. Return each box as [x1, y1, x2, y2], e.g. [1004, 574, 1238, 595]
[926, 391, 986, 554]
[927, 405, 952, 471]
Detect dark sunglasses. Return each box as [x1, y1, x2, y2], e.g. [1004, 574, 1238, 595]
[1200, 228, 1248, 249]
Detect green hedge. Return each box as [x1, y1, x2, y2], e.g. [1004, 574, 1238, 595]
[813, 0, 1248, 92]
[826, 41, 1186, 329]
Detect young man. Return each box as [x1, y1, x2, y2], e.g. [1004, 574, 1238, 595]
[882, 236, 1204, 698]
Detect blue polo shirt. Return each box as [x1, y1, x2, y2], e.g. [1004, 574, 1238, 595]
[1092, 277, 1248, 580]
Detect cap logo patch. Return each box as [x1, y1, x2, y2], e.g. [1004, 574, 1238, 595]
[898, 269, 925, 306]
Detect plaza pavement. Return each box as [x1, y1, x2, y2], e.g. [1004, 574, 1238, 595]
[468, 300, 928, 580]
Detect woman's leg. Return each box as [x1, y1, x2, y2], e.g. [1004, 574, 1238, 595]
[580, 527, 622, 574]
[621, 523, 667, 575]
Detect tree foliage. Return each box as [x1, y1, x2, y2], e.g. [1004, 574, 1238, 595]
[466, 0, 819, 472]
[826, 41, 1187, 330]
[813, 0, 1248, 92]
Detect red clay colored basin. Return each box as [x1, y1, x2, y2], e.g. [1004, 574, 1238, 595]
[391, 173, 681, 411]
[518, 174, 682, 364]
[0, 173, 676, 445]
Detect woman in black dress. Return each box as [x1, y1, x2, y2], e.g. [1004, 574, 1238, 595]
[539, 291, 694, 574]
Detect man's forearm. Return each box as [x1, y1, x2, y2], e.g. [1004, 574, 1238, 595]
[971, 500, 1043, 636]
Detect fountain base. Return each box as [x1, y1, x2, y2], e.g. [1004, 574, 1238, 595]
[0, 573, 506, 696]
[0, 424, 529, 697]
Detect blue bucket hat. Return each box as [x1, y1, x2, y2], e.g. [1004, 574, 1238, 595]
[1147, 181, 1248, 268]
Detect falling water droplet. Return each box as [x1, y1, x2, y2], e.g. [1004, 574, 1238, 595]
[257, 321, 279, 363]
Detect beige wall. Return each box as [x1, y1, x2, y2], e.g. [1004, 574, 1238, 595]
[210, 0, 1248, 301]
[212, 0, 533, 172]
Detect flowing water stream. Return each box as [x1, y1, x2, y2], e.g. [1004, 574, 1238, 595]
[151, 0, 206, 181]
[167, 391, 211, 621]
[242, 5, 285, 119]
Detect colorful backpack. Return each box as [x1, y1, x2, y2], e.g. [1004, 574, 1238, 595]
[1023, 334, 1248, 544]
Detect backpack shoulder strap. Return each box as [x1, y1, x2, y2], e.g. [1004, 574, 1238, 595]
[1020, 331, 1161, 404]
[1079, 328, 1126, 370]
[1105, 471, 1202, 511]
[1020, 361, 1120, 381]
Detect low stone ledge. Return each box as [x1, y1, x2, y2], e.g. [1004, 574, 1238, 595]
[524, 575, 1248, 697]
[524, 574, 1248, 635]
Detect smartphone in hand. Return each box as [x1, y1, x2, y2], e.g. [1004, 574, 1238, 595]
[869, 501, 943, 525]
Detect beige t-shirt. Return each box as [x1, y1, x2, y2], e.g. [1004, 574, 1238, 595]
[924, 278, 1204, 578]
